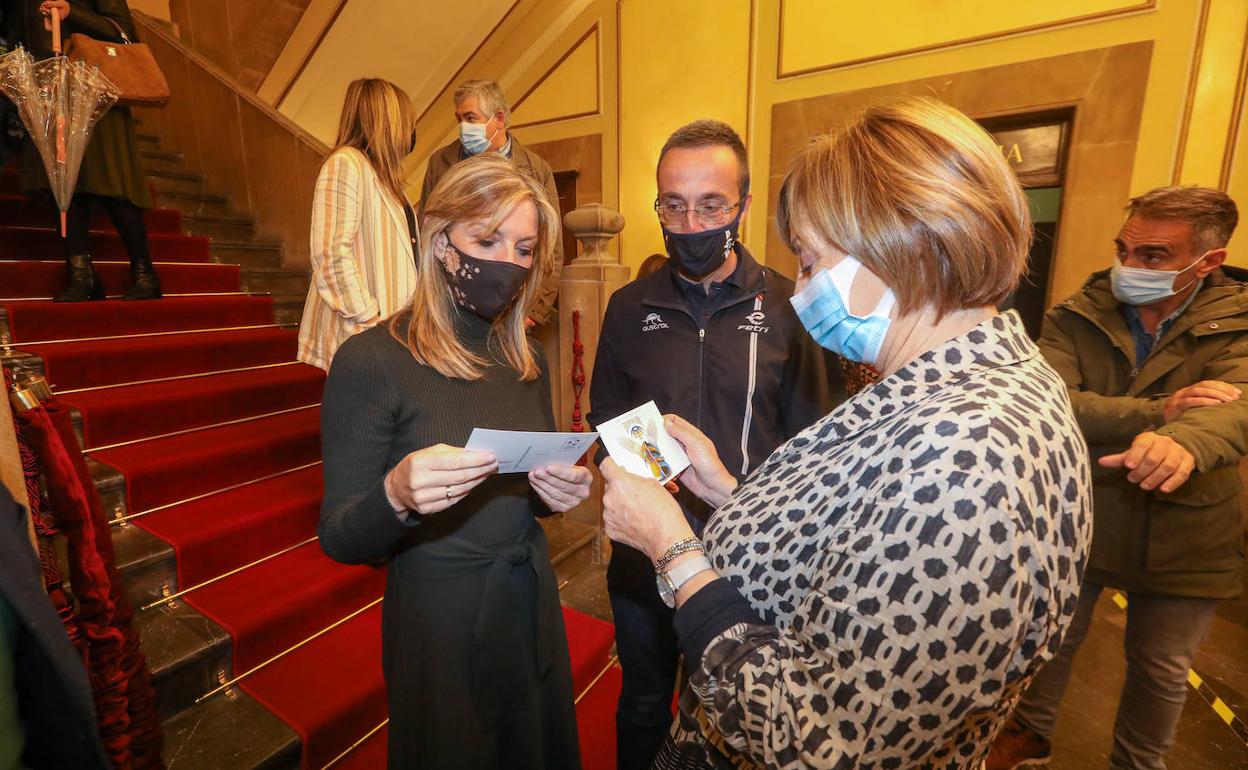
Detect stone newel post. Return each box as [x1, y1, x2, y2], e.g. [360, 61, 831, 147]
[557, 204, 628, 544]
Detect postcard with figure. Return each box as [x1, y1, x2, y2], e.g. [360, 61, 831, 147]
[596, 401, 690, 484]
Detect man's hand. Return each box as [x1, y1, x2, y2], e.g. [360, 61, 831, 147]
[1099, 431, 1196, 493]
[1163, 380, 1241, 423]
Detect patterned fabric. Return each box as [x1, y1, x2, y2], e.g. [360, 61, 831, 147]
[838, 358, 879, 397]
[297, 147, 419, 371]
[657, 312, 1093, 769]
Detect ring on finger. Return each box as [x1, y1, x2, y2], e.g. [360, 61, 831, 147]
[445, 485, 453, 500]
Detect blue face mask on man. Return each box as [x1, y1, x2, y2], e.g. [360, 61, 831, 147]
[459, 119, 500, 156]
[1110, 253, 1208, 306]
[790, 255, 896, 365]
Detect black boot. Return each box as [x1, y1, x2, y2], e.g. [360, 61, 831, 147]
[122, 254, 162, 300]
[54, 254, 105, 302]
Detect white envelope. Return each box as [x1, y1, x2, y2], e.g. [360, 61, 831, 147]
[596, 401, 690, 483]
[464, 429, 599, 474]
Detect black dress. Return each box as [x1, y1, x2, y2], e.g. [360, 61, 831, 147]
[318, 313, 580, 770]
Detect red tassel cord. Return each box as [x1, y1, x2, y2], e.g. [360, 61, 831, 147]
[18, 404, 133, 768]
[570, 309, 586, 434]
[41, 401, 164, 770]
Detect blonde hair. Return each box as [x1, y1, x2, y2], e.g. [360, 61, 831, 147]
[335, 78, 416, 204]
[776, 97, 1031, 317]
[391, 155, 558, 381]
[454, 79, 509, 128]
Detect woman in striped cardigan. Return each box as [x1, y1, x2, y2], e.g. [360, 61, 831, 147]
[298, 78, 420, 370]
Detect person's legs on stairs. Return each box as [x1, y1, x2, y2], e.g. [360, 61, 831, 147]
[986, 582, 1102, 770]
[608, 542, 679, 770]
[1109, 592, 1219, 770]
[54, 193, 103, 302]
[103, 196, 160, 300]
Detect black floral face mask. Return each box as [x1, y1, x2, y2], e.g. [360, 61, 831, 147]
[442, 242, 529, 320]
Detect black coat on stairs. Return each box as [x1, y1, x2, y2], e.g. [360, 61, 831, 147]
[3, 0, 154, 209]
[0, 484, 109, 770]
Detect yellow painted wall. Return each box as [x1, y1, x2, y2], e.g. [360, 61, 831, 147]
[616, 0, 751, 272]
[747, 0, 1248, 291]
[779, 0, 1146, 75]
[607, 0, 1248, 287]
[511, 30, 600, 127]
[259, 0, 1248, 281]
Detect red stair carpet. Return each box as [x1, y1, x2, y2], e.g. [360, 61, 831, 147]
[1, 173, 621, 768]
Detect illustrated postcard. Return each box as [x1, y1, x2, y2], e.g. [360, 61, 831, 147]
[596, 401, 690, 484]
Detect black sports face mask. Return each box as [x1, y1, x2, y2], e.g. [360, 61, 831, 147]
[443, 244, 529, 320]
[661, 207, 743, 280]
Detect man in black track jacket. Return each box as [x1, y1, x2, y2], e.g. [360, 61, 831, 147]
[587, 119, 839, 770]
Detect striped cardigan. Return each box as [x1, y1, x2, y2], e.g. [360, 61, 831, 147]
[297, 147, 419, 371]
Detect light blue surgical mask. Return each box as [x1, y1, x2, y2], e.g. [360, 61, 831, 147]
[1110, 254, 1207, 306]
[790, 255, 896, 365]
[459, 120, 499, 156]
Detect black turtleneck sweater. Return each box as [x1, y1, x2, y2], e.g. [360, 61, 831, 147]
[317, 312, 580, 770]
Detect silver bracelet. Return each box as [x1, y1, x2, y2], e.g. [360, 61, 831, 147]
[653, 537, 704, 572]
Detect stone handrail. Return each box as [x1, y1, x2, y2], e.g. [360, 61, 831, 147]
[131, 11, 329, 270]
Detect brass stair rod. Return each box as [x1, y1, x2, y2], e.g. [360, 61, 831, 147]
[15, 323, 280, 347]
[111, 461, 323, 525]
[321, 719, 389, 770]
[195, 597, 384, 705]
[574, 655, 619, 706]
[140, 535, 319, 612]
[0, 291, 254, 302]
[59, 361, 300, 396]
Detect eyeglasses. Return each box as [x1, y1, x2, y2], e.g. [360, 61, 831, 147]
[654, 199, 743, 228]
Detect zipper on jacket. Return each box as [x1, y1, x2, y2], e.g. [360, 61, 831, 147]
[738, 295, 762, 476]
[696, 326, 706, 427]
[645, 270, 769, 435]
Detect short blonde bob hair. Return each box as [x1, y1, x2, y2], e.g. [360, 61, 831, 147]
[777, 97, 1031, 317]
[391, 154, 558, 381]
[335, 78, 416, 205]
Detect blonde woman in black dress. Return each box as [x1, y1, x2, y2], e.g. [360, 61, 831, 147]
[318, 155, 591, 769]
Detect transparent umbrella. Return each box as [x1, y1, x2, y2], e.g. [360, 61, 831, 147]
[0, 13, 117, 236]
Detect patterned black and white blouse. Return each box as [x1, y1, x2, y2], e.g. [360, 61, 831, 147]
[657, 312, 1093, 769]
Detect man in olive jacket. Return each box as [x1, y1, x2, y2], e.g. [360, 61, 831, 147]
[419, 79, 564, 326]
[989, 186, 1248, 770]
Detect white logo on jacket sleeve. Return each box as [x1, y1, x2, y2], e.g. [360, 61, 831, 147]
[642, 312, 670, 332]
[738, 310, 770, 333]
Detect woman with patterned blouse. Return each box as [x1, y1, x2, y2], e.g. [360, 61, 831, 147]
[601, 98, 1094, 769]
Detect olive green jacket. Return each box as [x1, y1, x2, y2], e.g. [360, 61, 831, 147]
[1038, 266, 1248, 598]
[419, 138, 564, 324]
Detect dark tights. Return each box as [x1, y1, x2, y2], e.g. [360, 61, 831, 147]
[63, 192, 150, 265]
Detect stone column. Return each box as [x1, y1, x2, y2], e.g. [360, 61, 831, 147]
[557, 204, 628, 545]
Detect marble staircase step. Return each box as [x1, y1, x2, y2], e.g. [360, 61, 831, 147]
[148, 169, 208, 197]
[211, 241, 284, 269]
[181, 214, 257, 242]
